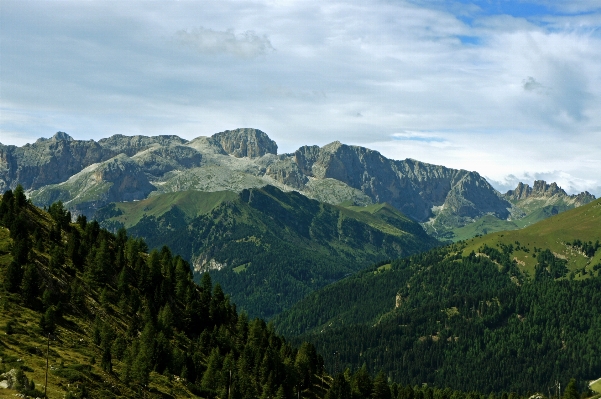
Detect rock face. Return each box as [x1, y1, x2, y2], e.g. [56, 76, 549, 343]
[211, 128, 277, 158]
[1, 128, 594, 231]
[0, 132, 187, 192]
[504, 180, 595, 209]
[287, 141, 510, 223]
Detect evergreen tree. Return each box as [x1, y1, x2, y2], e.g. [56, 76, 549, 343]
[563, 379, 579, 399]
[373, 371, 391, 399]
[20, 263, 40, 306]
[4, 261, 23, 292]
[352, 364, 373, 399]
[201, 347, 224, 392]
[13, 184, 27, 208]
[326, 373, 352, 399]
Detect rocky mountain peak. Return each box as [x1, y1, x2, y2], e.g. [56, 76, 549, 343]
[211, 128, 277, 158]
[505, 180, 565, 200]
[531, 180, 562, 196]
[52, 131, 74, 141]
[504, 180, 596, 207]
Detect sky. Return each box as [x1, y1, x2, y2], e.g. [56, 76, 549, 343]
[1, 0, 600, 196]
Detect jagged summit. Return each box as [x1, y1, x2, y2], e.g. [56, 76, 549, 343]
[52, 131, 74, 141]
[505, 180, 595, 204]
[211, 128, 277, 158]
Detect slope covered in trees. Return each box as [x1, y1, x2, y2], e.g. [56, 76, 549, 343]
[96, 186, 439, 319]
[0, 188, 327, 398]
[275, 203, 601, 394]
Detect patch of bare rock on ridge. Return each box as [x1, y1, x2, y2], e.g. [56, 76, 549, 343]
[504, 180, 595, 205]
[0, 128, 595, 230]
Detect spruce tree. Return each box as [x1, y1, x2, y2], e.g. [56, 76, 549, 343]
[20, 263, 39, 306]
[4, 261, 23, 292]
[563, 379, 579, 399]
[373, 371, 391, 399]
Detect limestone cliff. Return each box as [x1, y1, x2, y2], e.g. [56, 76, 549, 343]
[211, 128, 277, 158]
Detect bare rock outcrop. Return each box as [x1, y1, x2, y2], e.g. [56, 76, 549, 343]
[211, 128, 277, 158]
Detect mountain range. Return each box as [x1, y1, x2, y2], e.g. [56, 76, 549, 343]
[1, 129, 594, 240]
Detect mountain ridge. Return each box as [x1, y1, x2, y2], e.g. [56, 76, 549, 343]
[96, 185, 439, 319]
[1, 129, 595, 238]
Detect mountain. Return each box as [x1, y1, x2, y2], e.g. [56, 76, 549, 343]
[444, 180, 596, 241]
[0, 189, 330, 399]
[274, 200, 601, 394]
[95, 185, 439, 319]
[2, 128, 594, 241]
[0, 129, 537, 232]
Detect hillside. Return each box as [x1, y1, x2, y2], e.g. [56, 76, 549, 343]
[95, 185, 439, 319]
[274, 202, 601, 394]
[433, 180, 596, 241]
[462, 198, 601, 277]
[0, 188, 328, 399]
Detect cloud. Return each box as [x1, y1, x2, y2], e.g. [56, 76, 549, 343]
[391, 131, 447, 143]
[522, 76, 545, 93]
[1, 1, 600, 195]
[176, 27, 274, 58]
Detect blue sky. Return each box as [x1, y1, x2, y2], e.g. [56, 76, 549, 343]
[1, 0, 600, 195]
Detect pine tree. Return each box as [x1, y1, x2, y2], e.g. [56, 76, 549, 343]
[563, 379, 579, 399]
[373, 371, 391, 399]
[352, 364, 373, 399]
[326, 373, 352, 399]
[101, 345, 112, 373]
[13, 184, 27, 208]
[4, 261, 23, 292]
[20, 263, 39, 306]
[202, 347, 223, 391]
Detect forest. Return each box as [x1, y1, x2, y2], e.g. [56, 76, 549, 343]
[277, 243, 601, 395]
[0, 186, 598, 398]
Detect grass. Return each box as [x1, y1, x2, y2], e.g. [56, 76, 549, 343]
[106, 189, 238, 228]
[447, 204, 577, 242]
[461, 199, 601, 278]
[233, 263, 249, 273]
[591, 377, 601, 394]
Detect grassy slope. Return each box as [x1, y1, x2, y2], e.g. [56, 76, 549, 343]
[591, 378, 601, 394]
[461, 198, 601, 277]
[110, 191, 419, 240]
[105, 190, 238, 228]
[447, 203, 578, 242]
[276, 199, 601, 337]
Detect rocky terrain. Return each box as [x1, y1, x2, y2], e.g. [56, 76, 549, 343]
[0, 129, 595, 235]
[504, 180, 595, 215]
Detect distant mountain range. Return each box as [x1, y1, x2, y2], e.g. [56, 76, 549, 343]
[1, 128, 594, 239]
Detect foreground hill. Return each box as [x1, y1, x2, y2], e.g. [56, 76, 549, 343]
[0, 189, 328, 398]
[274, 201, 601, 394]
[4, 129, 592, 240]
[95, 185, 439, 319]
[1, 189, 571, 399]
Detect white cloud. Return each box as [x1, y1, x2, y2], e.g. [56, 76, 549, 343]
[176, 27, 274, 58]
[1, 0, 600, 195]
